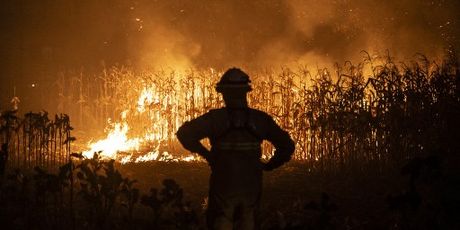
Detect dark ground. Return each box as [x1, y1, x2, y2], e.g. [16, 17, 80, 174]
[116, 160, 439, 229]
[1, 156, 458, 229]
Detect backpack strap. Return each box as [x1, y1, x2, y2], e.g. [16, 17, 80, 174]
[213, 108, 262, 145]
[243, 109, 263, 142]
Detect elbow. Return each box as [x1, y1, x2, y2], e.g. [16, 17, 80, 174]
[176, 123, 198, 151]
[277, 139, 296, 162]
[176, 132, 190, 150]
[286, 138, 296, 157]
[282, 139, 296, 162]
[175, 128, 184, 143]
[176, 124, 188, 144]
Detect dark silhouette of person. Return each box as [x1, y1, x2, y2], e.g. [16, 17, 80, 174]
[176, 68, 295, 230]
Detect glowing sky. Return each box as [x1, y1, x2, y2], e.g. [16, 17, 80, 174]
[0, 0, 459, 109]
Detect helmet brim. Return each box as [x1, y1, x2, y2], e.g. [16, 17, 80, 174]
[215, 84, 252, 93]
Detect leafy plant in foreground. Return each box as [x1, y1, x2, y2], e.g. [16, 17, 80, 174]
[141, 178, 200, 229]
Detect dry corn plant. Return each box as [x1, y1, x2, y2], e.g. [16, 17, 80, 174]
[46, 54, 459, 172]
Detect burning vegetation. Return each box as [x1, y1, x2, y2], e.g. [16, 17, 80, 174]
[3, 54, 457, 171]
[68, 54, 458, 171]
[0, 1, 460, 229]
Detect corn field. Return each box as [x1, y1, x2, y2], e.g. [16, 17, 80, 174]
[16, 55, 460, 171]
[0, 111, 73, 169]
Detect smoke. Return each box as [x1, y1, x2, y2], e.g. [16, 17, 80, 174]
[133, 23, 201, 71]
[125, 0, 459, 70]
[1, 0, 458, 119]
[1, 0, 458, 81]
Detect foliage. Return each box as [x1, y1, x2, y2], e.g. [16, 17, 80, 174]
[0, 152, 201, 229]
[386, 154, 459, 230]
[0, 111, 73, 170]
[0, 155, 459, 229]
[141, 178, 200, 229]
[52, 54, 460, 172]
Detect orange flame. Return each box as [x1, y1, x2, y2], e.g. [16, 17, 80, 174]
[82, 87, 202, 163]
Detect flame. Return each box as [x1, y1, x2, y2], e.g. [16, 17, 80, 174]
[137, 87, 158, 113]
[82, 119, 142, 159]
[82, 86, 203, 164]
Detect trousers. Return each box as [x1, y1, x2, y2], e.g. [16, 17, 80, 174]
[206, 190, 260, 230]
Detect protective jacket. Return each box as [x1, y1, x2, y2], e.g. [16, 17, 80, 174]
[177, 107, 295, 195]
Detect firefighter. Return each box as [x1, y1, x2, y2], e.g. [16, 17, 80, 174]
[176, 68, 295, 230]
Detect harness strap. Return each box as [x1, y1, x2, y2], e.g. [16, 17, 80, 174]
[213, 108, 262, 150]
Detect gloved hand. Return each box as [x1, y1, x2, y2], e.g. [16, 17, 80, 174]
[199, 149, 215, 166]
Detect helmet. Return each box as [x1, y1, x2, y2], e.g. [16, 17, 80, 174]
[216, 68, 252, 93]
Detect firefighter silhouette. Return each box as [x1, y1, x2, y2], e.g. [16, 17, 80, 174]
[177, 68, 295, 230]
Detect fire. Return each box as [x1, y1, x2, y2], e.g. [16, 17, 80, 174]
[82, 87, 203, 164]
[82, 111, 142, 160]
[82, 119, 142, 159]
[137, 87, 157, 113]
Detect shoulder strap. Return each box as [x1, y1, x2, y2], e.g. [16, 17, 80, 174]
[243, 109, 263, 142]
[214, 108, 262, 143]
